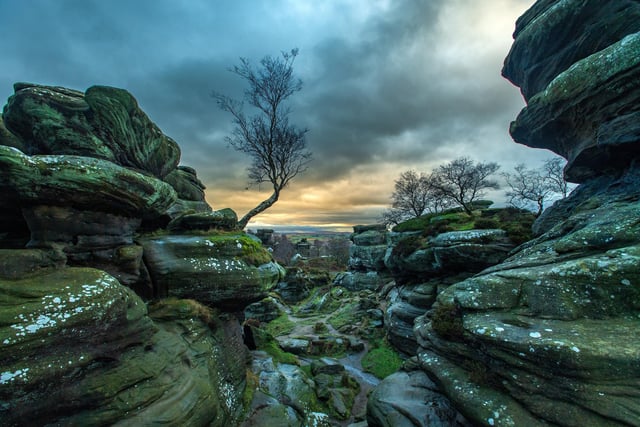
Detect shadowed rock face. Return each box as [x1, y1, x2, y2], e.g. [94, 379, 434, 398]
[387, 2, 640, 426]
[0, 82, 280, 425]
[503, 0, 640, 182]
[0, 265, 248, 426]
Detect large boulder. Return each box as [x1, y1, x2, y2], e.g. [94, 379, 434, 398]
[367, 370, 468, 427]
[348, 224, 388, 272]
[503, 1, 640, 182]
[0, 146, 176, 220]
[384, 229, 514, 281]
[140, 233, 284, 310]
[2, 83, 180, 179]
[0, 146, 177, 295]
[405, 2, 640, 425]
[0, 263, 247, 426]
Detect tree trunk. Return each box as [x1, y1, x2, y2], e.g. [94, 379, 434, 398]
[237, 190, 280, 230]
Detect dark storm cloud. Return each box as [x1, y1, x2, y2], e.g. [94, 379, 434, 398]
[1, 0, 538, 227]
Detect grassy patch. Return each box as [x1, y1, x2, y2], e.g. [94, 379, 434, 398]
[327, 301, 361, 331]
[263, 312, 296, 336]
[361, 339, 402, 379]
[250, 325, 299, 365]
[393, 207, 535, 245]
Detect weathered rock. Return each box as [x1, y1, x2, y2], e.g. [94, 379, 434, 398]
[412, 157, 640, 427]
[0, 266, 246, 426]
[310, 359, 360, 420]
[140, 233, 283, 310]
[2, 83, 180, 178]
[164, 165, 207, 201]
[0, 148, 172, 292]
[0, 114, 23, 152]
[385, 229, 514, 282]
[245, 296, 286, 323]
[503, 0, 640, 102]
[504, 2, 640, 182]
[167, 208, 238, 232]
[275, 267, 330, 303]
[333, 271, 386, 292]
[367, 370, 468, 427]
[346, 225, 389, 273]
[0, 146, 177, 220]
[0, 248, 65, 279]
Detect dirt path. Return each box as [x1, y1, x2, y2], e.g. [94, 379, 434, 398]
[276, 310, 380, 425]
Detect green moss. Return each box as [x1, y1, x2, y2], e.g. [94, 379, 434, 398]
[205, 232, 273, 266]
[327, 301, 360, 331]
[431, 302, 465, 341]
[250, 325, 298, 365]
[148, 297, 217, 327]
[393, 207, 534, 246]
[391, 235, 426, 257]
[361, 339, 402, 379]
[263, 312, 296, 336]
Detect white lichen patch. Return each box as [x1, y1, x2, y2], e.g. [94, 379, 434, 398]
[529, 332, 542, 338]
[0, 368, 30, 385]
[4, 272, 122, 345]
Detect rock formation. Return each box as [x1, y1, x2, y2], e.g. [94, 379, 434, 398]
[0, 83, 282, 425]
[333, 224, 391, 292]
[384, 227, 517, 355]
[370, 1, 640, 426]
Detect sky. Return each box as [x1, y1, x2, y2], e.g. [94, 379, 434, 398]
[0, 0, 551, 232]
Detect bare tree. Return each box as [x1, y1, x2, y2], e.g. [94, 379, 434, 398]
[504, 158, 574, 217]
[213, 49, 311, 230]
[432, 157, 500, 216]
[543, 157, 571, 198]
[381, 170, 451, 225]
[503, 164, 552, 217]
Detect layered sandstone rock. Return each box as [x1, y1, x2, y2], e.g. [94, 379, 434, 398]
[384, 2, 640, 426]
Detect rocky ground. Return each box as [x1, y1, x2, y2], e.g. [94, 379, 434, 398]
[242, 280, 400, 427]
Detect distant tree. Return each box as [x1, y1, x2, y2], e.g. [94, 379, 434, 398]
[381, 170, 451, 225]
[432, 157, 500, 216]
[213, 48, 311, 230]
[503, 164, 552, 217]
[504, 158, 574, 217]
[543, 157, 571, 198]
[326, 237, 351, 268]
[272, 234, 296, 265]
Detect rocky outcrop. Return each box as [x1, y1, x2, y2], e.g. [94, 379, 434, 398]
[384, 229, 515, 355]
[0, 82, 283, 425]
[395, 2, 640, 426]
[140, 233, 283, 310]
[2, 83, 180, 179]
[333, 224, 390, 293]
[503, 1, 640, 182]
[0, 263, 247, 426]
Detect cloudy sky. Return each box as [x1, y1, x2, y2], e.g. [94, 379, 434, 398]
[1, 0, 550, 232]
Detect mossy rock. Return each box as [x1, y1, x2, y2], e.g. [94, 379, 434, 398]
[140, 233, 283, 310]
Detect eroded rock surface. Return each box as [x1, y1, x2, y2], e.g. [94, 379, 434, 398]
[395, 2, 640, 426]
[140, 233, 283, 310]
[2, 83, 180, 178]
[503, 0, 640, 182]
[0, 265, 247, 426]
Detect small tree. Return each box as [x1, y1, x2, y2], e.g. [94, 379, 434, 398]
[503, 164, 552, 217]
[213, 48, 311, 230]
[381, 169, 450, 225]
[432, 157, 500, 215]
[543, 157, 570, 198]
[504, 158, 574, 217]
